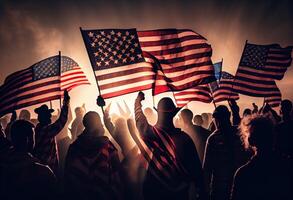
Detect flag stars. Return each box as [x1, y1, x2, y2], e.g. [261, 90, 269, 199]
[110, 30, 115, 35]
[137, 54, 142, 59]
[96, 62, 101, 66]
[130, 56, 135, 61]
[94, 52, 99, 57]
[125, 31, 129, 36]
[117, 32, 122, 37]
[88, 32, 94, 37]
[91, 42, 95, 47]
[101, 31, 105, 35]
[122, 58, 127, 63]
[105, 61, 109, 66]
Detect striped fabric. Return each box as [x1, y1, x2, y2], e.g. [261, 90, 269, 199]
[81, 29, 155, 99]
[138, 29, 215, 92]
[81, 28, 215, 99]
[213, 71, 239, 103]
[264, 83, 282, 107]
[233, 43, 292, 97]
[0, 56, 89, 116]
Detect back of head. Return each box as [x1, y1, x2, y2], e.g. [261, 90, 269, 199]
[156, 98, 179, 125]
[180, 109, 193, 124]
[10, 120, 34, 152]
[19, 109, 31, 121]
[281, 99, 292, 116]
[83, 111, 104, 136]
[193, 114, 203, 126]
[212, 105, 231, 129]
[247, 116, 274, 151]
[243, 108, 252, 117]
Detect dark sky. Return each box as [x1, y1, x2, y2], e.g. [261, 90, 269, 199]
[0, 0, 292, 113]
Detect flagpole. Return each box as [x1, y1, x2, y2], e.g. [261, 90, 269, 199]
[229, 40, 248, 100]
[80, 27, 105, 115]
[59, 51, 62, 109]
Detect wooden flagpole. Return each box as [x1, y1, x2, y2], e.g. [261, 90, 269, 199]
[80, 27, 105, 115]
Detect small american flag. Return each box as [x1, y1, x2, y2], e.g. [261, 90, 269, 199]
[233, 42, 292, 97]
[81, 28, 215, 99]
[213, 71, 239, 103]
[0, 55, 90, 116]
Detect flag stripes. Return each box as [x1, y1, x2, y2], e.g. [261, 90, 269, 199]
[138, 29, 215, 92]
[0, 56, 90, 116]
[233, 43, 292, 97]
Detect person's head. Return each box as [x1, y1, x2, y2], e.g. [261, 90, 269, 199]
[243, 108, 252, 118]
[193, 115, 203, 126]
[19, 109, 31, 121]
[244, 116, 274, 153]
[280, 99, 292, 118]
[180, 109, 193, 125]
[201, 113, 209, 127]
[75, 107, 85, 118]
[10, 120, 35, 152]
[34, 105, 54, 125]
[83, 111, 104, 136]
[212, 105, 231, 129]
[156, 97, 180, 126]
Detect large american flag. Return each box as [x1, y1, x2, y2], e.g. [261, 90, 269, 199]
[0, 55, 90, 116]
[81, 28, 215, 99]
[213, 71, 239, 103]
[233, 43, 292, 97]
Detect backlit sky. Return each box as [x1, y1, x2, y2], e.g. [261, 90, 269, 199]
[0, 0, 292, 117]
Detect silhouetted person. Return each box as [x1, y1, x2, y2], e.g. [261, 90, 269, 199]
[275, 99, 293, 159]
[0, 123, 12, 157]
[201, 113, 209, 129]
[193, 114, 204, 126]
[242, 108, 251, 118]
[203, 105, 251, 200]
[19, 109, 31, 121]
[180, 109, 211, 164]
[70, 104, 86, 141]
[0, 115, 9, 131]
[4, 110, 17, 140]
[0, 120, 57, 200]
[65, 111, 122, 200]
[104, 102, 145, 200]
[33, 90, 70, 174]
[231, 116, 292, 200]
[135, 92, 207, 200]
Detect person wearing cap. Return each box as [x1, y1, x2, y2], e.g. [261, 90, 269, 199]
[33, 90, 70, 175]
[64, 111, 122, 200]
[203, 105, 252, 200]
[0, 120, 57, 200]
[134, 91, 207, 200]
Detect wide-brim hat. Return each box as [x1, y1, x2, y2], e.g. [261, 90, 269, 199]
[34, 105, 54, 115]
[157, 97, 181, 114]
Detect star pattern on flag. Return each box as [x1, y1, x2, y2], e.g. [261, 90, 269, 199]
[33, 56, 59, 80]
[85, 29, 144, 69]
[240, 44, 268, 69]
[61, 56, 78, 72]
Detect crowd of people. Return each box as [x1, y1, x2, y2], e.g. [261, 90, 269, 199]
[0, 90, 292, 200]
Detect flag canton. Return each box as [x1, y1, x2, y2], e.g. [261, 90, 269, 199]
[85, 29, 144, 69]
[61, 56, 78, 72]
[33, 56, 60, 80]
[240, 44, 268, 68]
[221, 72, 234, 80]
[213, 61, 222, 80]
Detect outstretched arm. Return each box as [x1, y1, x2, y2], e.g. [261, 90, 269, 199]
[46, 90, 70, 137]
[229, 100, 241, 126]
[134, 92, 153, 138]
[103, 102, 115, 135]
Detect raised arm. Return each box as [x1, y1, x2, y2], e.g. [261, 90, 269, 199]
[103, 102, 115, 135]
[229, 99, 241, 126]
[134, 92, 152, 138]
[46, 90, 70, 137]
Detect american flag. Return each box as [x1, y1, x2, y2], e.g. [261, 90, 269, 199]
[213, 71, 239, 103]
[81, 28, 215, 99]
[233, 43, 292, 97]
[0, 55, 90, 116]
[264, 82, 282, 107]
[138, 29, 215, 92]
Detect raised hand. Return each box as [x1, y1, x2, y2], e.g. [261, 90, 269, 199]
[96, 95, 105, 107]
[137, 91, 145, 102]
[63, 90, 70, 105]
[252, 103, 258, 113]
[228, 99, 239, 113]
